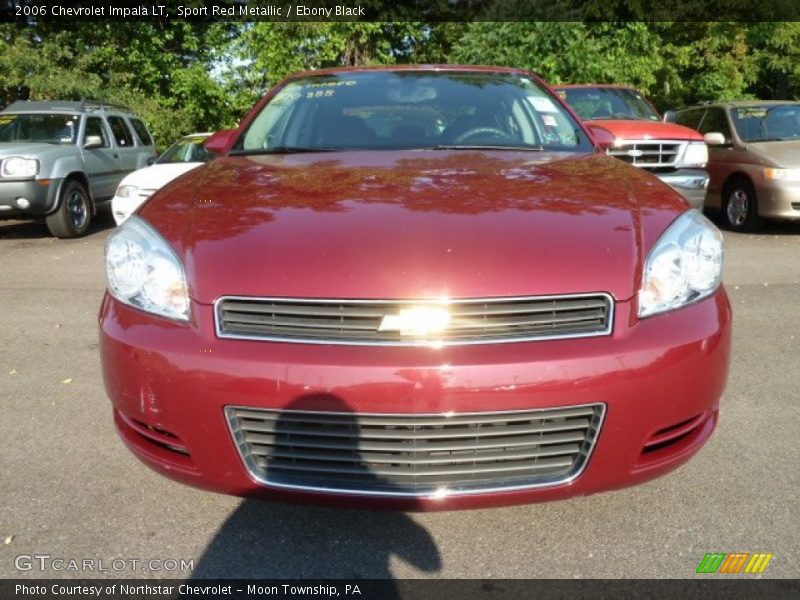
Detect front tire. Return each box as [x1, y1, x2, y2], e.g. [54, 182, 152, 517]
[722, 178, 763, 232]
[46, 179, 92, 238]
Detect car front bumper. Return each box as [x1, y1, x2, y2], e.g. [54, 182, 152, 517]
[0, 178, 61, 217]
[657, 169, 709, 210]
[99, 289, 732, 511]
[755, 179, 800, 220]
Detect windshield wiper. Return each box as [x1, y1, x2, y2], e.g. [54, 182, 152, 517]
[431, 144, 545, 151]
[229, 146, 342, 155]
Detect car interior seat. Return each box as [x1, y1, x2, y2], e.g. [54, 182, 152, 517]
[391, 126, 429, 147]
[315, 115, 377, 149]
[591, 104, 613, 119]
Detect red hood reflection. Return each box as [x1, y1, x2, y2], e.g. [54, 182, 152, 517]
[138, 150, 689, 303]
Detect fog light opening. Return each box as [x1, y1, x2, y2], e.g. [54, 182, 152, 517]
[16, 197, 30, 209]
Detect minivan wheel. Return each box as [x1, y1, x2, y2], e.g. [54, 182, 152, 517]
[722, 178, 763, 232]
[45, 179, 92, 238]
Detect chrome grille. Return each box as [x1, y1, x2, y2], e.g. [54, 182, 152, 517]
[215, 294, 613, 346]
[607, 140, 686, 168]
[227, 404, 605, 496]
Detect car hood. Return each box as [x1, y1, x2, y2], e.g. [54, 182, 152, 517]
[584, 120, 704, 141]
[0, 141, 68, 158]
[138, 150, 689, 304]
[745, 140, 800, 168]
[118, 162, 204, 191]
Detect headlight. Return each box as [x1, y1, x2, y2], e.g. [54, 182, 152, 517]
[638, 210, 723, 318]
[679, 142, 708, 168]
[763, 167, 800, 182]
[1, 157, 39, 178]
[105, 216, 190, 321]
[115, 185, 139, 198]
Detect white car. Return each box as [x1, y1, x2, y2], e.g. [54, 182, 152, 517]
[111, 132, 215, 225]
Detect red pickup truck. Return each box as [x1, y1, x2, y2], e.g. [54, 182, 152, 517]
[555, 84, 709, 209]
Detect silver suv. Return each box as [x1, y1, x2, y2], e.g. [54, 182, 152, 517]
[0, 100, 155, 237]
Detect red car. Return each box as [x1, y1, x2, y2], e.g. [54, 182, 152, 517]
[99, 66, 731, 511]
[554, 84, 710, 211]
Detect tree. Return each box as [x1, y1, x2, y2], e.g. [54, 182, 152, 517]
[0, 21, 241, 149]
[2, 19, 799, 145]
[226, 22, 431, 95]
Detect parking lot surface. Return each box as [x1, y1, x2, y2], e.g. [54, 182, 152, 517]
[1, 213, 798, 579]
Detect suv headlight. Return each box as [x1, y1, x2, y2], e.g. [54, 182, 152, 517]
[105, 216, 190, 321]
[1, 157, 39, 178]
[638, 210, 724, 318]
[679, 142, 708, 168]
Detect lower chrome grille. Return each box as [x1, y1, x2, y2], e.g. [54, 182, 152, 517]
[226, 404, 605, 496]
[215, 294, 613, 346]
[607, 140, 686, 168]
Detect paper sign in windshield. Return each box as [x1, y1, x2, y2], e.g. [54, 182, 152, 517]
[528, 96, 559, 113]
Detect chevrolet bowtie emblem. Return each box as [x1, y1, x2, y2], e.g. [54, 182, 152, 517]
[377, 306, 451, 336]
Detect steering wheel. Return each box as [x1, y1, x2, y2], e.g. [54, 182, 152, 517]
[454, 127, 514, 144]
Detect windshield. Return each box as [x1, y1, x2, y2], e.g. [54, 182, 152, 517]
[236, 71, 593, 153]
[157, 135, 216, 164]
[558, 87, 660, 121]
[0, 113, 80, 144]
[731, 104, 800, 142]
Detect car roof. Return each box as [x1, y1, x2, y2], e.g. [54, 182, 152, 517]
[281, 64, 536, 81]
[1, 99, 137, 115]
[553, 84, 637, 90]
[679, 100, 800, 111]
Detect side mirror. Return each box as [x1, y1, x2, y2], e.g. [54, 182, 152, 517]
[146, 156, 157, 166]
[704, 132, 727, 146]
[663, 110, 677, 123]
[585, 124, 616, 151]
[205, 129, 238, 154]
[84, 135, 104, 149]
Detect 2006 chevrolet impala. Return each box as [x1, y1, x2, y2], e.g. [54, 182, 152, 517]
[99, 66, 731, 510]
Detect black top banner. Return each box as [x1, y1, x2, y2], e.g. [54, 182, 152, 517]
[3, 0, 800, 22]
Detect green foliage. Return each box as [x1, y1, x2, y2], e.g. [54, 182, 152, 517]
[229, 22, 429, 93]
[0, 21, 240, 150]
[449, 21, 800, 111]
[3, 19, 800, 147]
[450, 22, 661, 86]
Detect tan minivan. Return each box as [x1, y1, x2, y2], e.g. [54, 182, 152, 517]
[669, 101, 800, 231]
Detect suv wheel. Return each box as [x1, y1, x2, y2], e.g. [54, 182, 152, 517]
[46, 179, 92, 238]
[722, 178, 763, 232]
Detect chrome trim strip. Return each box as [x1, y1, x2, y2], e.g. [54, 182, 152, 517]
[225, 403, 606, 499]
[608, 138, 689, 145]
[213, 292, 615, 346]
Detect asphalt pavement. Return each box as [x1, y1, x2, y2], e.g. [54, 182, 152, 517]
[1, 212, 798, 579]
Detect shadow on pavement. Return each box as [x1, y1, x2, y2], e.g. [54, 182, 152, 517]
[192, 395, 442, 588]
[0, 210, 116, 239]
[192, 500, 441, 581]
